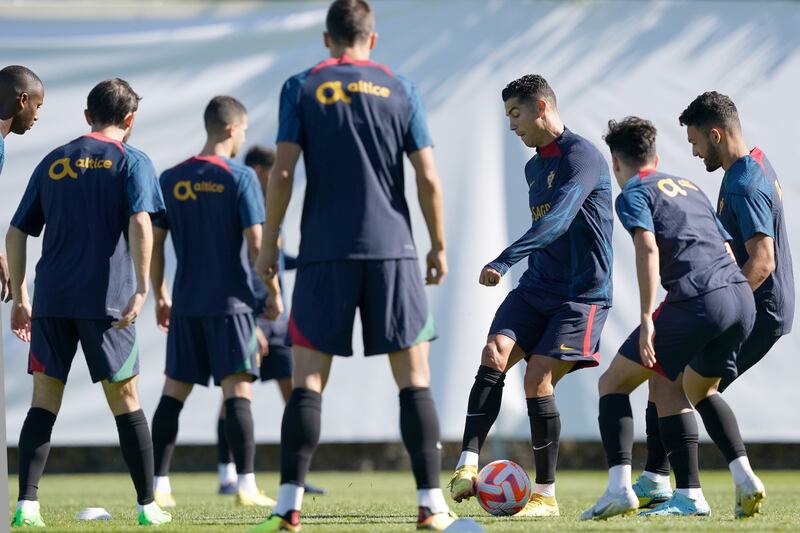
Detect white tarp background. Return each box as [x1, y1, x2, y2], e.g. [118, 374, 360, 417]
[1, 0, 798, 445]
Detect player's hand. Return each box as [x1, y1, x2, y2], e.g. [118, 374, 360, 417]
[425, 248, 447, 285]
[639, 315, 657, 368]
[114, 290, 146, 329]
[479, 266, 502, 287]
[0, 251, 11, 303]
[155, 297, 172, 332]
[10, 300, 32, 342]
[255, 241, 280, 282]
[255, 325, 269, 357]
[264, 291, 284, 321]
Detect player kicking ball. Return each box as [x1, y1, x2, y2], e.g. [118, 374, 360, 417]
[582, 117, 765, 520]
[449, 74, 613, 517]
[7, 78, 171, 527]
[633, 92, 794, 509]
[148, 96, 275, 509]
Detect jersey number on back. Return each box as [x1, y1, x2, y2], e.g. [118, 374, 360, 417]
[657, 178, 699, 198]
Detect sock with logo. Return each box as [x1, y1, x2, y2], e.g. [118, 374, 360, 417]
[280, 388, 322, 486]
[18, 407, 57, 501]
[115, 409, 155, 505]
[659, 412, 701, 489]
[645, 401, 671, 476]
[400, 387, 442, 489]
[694, 394, 746, 464]
[224, 397, 255, 476]
[527, 395, 561, 485]
[598, 394, 633, 468]
[461, 366, 506, 457]
[151, 395, 183, 477]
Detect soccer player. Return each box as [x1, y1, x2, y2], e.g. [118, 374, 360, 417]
[582, 117, 765, 520]
[448, 74, 613, 517]
[148, 96, 275, 509]
[1, 65, 44, 300]
[250, 0, 453, 530]
[215, 146, 324, 496]
[6, 78, 171, 527]
[632, 92, 794, 508]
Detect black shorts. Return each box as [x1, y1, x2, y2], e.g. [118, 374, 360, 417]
[719, 304, 784, 391]
[619, 283, 756, 381]
[257, 316, 292, 381]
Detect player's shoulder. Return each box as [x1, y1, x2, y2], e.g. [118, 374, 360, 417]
[725, 149, 770, 196]
[120, 142, 155, 170]
[560, 128, 604, 160]
[225, 157, 258, 184]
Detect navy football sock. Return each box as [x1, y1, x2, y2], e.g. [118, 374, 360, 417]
[224, 397, 256, 475]
[217, 415, 233, 465]
[399, 387, 442, 489]
[527, 395, 561, 485]
[461, 366, 505, 454]
[645, 401, 671, 476]
[151, 395, 183, 476]
[695, 394, 746, 463]
[115, 409, 155, 505]
[659, 412, 700, 488]
[280, 388, 322, 486]
[18, 407, 57, 501]
[598, 393, 633, 468]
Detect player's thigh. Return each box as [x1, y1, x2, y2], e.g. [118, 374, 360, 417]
[360, 259, 432, 356]
[30, 317, 80, 385]
[291, 261, 360, 356]
[388, 340, 430, 389]
[77, 319, 138, 384]
[31, 371, 66, 414]
[221, 372, 254, 400]
[532, 300, 610, 373]
[166, 317, 212, 386]
[524, 354, 575, 397]
[597, 352, 654, 396]
[487, 288, 548, 366]
[292, 345, 333, 393]
[101, 376, 141, 416]
[204, 313, 260, 387]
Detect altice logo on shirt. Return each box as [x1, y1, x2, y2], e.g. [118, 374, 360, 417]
[315, 80, 391, 105]
[48, 157, 112, 180]
[173, 180, 225, 201]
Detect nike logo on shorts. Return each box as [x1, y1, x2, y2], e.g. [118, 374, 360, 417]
[560, 343, 575, 351]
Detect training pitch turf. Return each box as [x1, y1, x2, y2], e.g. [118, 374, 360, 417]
[6, 471, 799, 531]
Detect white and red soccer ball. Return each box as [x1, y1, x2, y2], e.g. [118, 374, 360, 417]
[475, 460, 532, 516]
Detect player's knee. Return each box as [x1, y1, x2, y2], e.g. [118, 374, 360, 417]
[480, 341, 507, 371]
[221, 373, 253, 400]
[523, 368, 553, 397]
[104, 378, 141, 415]
[31, 373, 65, 414]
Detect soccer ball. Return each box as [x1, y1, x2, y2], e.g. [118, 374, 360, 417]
[475, 460, 531, 516]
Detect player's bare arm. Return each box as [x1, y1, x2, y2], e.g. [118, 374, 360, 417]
[633, 228, 659, 368]
[5, 225, 31, 342]
[409, 146, 447, 285]
[0, 249, 10, 302]
[255, 142, 300, 281]
[114, 211, 152, 329]
[742, 233, 775, 291]
[150, 226, 171, 332]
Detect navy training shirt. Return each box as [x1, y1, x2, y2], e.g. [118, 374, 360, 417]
[277, 55, 433, 263]
[0, 134, 5, 175]
[616, 169, 746, 302]
[717, 148, 794, 334]
[486, 128, 614, 305]
[10, 132, 165, 319]
[155, 156, 265, 317]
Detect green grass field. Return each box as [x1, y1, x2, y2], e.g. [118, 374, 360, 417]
[7, 471, 800, 531]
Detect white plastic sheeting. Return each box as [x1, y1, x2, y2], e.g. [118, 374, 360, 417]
[1, 1, 799, 444]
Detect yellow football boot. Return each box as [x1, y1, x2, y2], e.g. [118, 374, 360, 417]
[448, 465, 478, 502]
[237, 489, 277, 507]
[515, 493, 560, 517]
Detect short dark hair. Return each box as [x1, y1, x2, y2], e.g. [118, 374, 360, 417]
[679, 91, 740, 132]
[204, 95, 247, 135]
[326, 0, 375, 46]
[244, 145, 276, 169]
[86, 78, 141, 127]
[501, 74, 557, 107]
[604, 116, 658, 165]
[0, 65, 43, 93]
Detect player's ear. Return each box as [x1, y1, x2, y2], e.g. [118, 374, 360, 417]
[323, 32, 331, 50]
[611, 154, 621, 175]
[84, 109, 93, 127]
[709, 127, 722, 145]
[122, 111, 136, 130]
[18, 91, 29, 109]
[536, 99, 547, 118]
[368, 32, 377, 50]
[654, 153, 660, 168]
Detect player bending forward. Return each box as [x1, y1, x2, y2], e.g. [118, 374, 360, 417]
[449, 74, 613, 518]
[582, 117, 765, 520]
[7, 78, 171, 527]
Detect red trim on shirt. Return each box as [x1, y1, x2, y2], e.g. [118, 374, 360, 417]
[537, 138, 562, 158]
[310, 55, 394, 77]
[583, 304, 598, 355]
[638, 169, 656, 179]
[192, 155, 232, 173]
[750, 147, 766, 173]
[83, 132, 125, 153]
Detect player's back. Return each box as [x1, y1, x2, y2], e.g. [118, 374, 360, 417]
[157, 156, 264, 317]
[718, 148, 794, 332]
[11, 133, 161, 319]
[616, 170, 745, 301]
[279, 56, 431, 263]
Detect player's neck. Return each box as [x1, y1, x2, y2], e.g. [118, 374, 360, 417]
[90, 125, 127, 143]
[536, 115, 565, 148]
[199, 139, 233, 158]
[720, 137, 750, 172]
[0, 117, 11, 138]
[329, 45, 371, 61]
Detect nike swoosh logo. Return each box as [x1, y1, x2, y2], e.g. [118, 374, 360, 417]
[560, 344, 575, 351]
[533, 442, 552, 451]
[466, 413, 485, 417]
